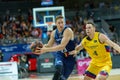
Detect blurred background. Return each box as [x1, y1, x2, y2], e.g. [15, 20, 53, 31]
[0, 0, 120, 79]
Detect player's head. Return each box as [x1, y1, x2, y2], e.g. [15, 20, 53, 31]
[85, 21, 96, 36]
[55, 15, 64, 22]
[55, 15, 64, 31]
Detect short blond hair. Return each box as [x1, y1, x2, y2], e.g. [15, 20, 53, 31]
[55, 15, 64, 22]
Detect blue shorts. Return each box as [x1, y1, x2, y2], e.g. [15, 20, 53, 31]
[54, 51, 76, 79]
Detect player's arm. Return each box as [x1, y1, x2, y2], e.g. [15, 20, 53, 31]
[69, 42, 84, 56]
[75, 43, 84, 53]
[30, 31, 55, 51]
[43, 30, 55, 47]
[43, 28, 72, 52]
[99, 33, 120, 53]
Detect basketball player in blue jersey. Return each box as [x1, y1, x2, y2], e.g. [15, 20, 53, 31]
[32, 15, 76, 80]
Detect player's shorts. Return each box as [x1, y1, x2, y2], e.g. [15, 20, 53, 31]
[84, 63, 112, 79]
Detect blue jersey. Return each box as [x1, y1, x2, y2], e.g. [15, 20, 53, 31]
[54, 27, 76, 79]
[54, 27, 75, 53]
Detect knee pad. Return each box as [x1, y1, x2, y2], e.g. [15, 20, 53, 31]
[52, 65, 63, 80]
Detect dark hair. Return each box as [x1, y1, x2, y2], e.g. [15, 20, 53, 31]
[55, 15, 64, 22]
[86, 21, 96, 27]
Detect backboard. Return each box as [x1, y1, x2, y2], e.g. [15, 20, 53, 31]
[33, 6, 65, 28]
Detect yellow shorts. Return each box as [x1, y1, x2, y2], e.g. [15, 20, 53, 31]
[85, 63, 112, 78]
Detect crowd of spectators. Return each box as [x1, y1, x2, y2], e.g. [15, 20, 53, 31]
[0, 9, 42, 45]
[0, 1, 120, 57]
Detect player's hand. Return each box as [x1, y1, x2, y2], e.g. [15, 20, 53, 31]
[69, 45, 80, 57]
[30, 42, 34, 49]
[32, 47, 41, 55]
[34, 47, 47, 55]
[30, 42, 36, 51]
[30, 40, 43, 52]
[69, 50, 78, 57]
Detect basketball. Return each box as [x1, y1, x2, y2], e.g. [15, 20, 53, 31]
[30, 41, 43, 52]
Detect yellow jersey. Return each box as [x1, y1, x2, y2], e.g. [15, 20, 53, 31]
[81, 32, 112, 66]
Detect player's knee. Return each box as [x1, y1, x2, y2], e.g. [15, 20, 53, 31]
[98, 75, 107, 80]
[98, 71, 108, 80]
[84, 75, 93, 80]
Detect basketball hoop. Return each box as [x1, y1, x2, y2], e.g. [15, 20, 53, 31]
[46, 22, 53, 26]
[46, 22, 54, 31]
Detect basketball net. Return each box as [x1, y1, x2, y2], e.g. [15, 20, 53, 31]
[46, 22, 53, 31]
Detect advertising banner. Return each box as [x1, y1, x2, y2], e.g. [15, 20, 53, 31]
[0, 44, 31, 61]
[77, 58, 91, 75]
[0, 62, 18, 80]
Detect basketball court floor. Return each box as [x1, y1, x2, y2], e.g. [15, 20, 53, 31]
[0, 69, 119, 80]
[17, 69, 120, 80]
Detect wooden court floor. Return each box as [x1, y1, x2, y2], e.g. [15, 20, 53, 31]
[68, 74, 120, 80]
[1, 69, 119, 80]
[0, 74, 120, 80]
[19, 74, 120, 80]
[19, 69, 120, 80]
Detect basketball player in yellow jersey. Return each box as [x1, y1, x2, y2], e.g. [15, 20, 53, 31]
[70, 21, 120, 80]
